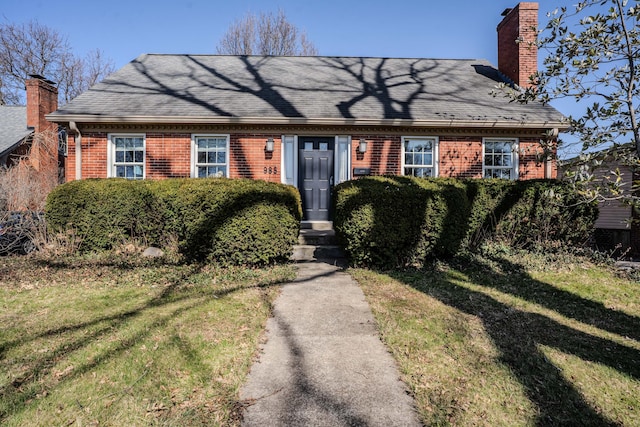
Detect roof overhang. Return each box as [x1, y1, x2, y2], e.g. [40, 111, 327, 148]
[46, 114, 568, 130]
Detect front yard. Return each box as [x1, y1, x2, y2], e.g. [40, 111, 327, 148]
[0, 255, 294, 426]
[1, 250, 638, 426]
[352, 251, 640, 426]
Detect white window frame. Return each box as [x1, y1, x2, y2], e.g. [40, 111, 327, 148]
[401, 136, 439, 177]
[191, 134, 230, 178]
[482, 137, 519, 180]
[107, 133, 146, 179]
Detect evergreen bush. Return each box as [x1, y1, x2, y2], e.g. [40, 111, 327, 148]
[333, 177, 598, 269]
[46, 178, 301, 265]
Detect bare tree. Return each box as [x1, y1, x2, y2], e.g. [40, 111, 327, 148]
[0, 130, 59, 211]
[0, 20, 115, 105]
[216, 10, 318, 56]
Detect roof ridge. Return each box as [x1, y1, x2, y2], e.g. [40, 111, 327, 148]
[138, 53, 488, 62]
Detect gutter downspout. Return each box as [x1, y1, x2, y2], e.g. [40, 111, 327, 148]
[69, 121, 82, 180]
[545, 128, 559, 179]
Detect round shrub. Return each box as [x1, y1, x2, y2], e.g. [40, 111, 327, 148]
[333, 176, 469, 269]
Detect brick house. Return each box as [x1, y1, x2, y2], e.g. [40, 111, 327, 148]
[47, 2, 565, 221]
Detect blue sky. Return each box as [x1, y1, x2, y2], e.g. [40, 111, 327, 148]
[3, 0, 574, 68]
[2, 1, 609, 157]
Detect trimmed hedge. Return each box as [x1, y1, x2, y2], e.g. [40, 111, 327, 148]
[333, 177, 598, 269]
[45, 178, 302, 265]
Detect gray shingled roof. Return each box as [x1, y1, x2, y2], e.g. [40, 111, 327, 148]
[0, 106, 31, 157]
[49, 55, 565, 128]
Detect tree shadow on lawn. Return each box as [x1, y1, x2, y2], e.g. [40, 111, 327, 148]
[0, 263, 288, 423]
[387, 256, 640, 426]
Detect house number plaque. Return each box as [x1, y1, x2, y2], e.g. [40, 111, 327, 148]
[264, 166, 277, 175]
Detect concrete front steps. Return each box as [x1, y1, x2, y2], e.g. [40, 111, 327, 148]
[290, 221, 346, 261]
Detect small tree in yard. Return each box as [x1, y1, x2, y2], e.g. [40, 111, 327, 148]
[216, 9, 318, 56]
[512, 0, 640, 202]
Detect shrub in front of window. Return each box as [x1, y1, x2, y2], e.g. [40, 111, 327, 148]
[476, 179, 597, 248]
[46, 178, 302, 265]
[155, 178, 301, 264]
[332, 176, 469, 269]
[333, 177, 598, 269]
[45, 179, 165, 251]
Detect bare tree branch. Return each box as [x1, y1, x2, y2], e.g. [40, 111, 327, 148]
[216, 10, 318, 56]
[0, 19, 115, 105]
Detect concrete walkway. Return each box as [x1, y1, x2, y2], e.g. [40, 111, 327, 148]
[239, 261, 422, 426]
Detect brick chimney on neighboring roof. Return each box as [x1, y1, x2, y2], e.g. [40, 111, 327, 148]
[497, 2, 539, 88]
[25, 74, 58, 133]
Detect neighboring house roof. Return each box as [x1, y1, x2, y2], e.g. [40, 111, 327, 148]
[0, 106, 31, 158]
[48, 54, 565, 129]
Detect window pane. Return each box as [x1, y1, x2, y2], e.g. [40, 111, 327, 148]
[405, 153, 413, 165]
[115, 139, 125, 149]
[134, 165, 143, 178]
[305, 142, 313, 151]
[216, 152, 225, 164]
[205, 166, 226, 178]
[125, 151, 133, 162]
[418, 167, 432, 177]
[115, 151, 124, 162]
[116, 166, 125, 177]
[134, 150, 143, 163]
[424, 154, 432, 166]
[198, 152, 206, 163]
[319, 142, 328, 151]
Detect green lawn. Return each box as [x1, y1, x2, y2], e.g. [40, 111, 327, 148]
[351, 252, 640, 426]
[2, 251, 639, 426]
[0, 255, 294, 426]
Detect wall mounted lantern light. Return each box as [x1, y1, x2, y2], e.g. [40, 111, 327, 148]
[265, 137, 275, 152]
[358, 138, 368, 153]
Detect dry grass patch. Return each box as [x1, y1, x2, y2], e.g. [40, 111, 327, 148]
[0, 254, 295, 426]
[351, 252, 640, 426]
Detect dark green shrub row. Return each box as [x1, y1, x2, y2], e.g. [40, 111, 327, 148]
[333, 177, 598, 269]
[46, 178, 302, 265]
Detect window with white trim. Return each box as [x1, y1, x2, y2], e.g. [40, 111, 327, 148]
[483, 138, 518, 179]
[402, 136, 438, 177]
[192, 134, 229, 178]
[109, 134, 145, 179]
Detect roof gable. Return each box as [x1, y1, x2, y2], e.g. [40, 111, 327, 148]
[49, 54, 565, 128]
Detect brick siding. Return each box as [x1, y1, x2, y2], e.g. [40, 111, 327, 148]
[65, 130, 555, 182]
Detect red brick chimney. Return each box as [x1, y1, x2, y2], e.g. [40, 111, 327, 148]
[497, 2, 539, 88]
[25, 75, 58, 133]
